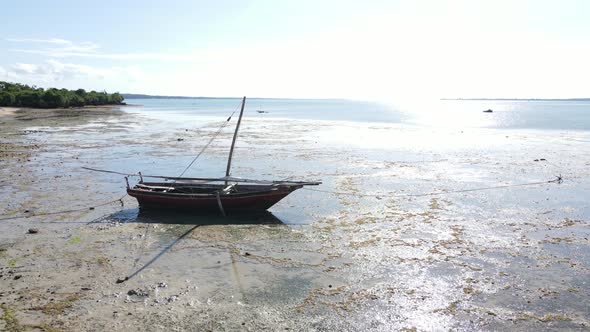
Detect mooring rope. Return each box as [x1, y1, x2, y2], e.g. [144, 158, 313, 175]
[302, 176, 564, 198]
[0, 194, 127, 221]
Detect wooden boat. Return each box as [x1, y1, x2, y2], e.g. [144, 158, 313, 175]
[126, 97, 320, 214]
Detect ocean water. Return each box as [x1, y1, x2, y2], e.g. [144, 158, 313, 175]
[124, 98, 590, 131]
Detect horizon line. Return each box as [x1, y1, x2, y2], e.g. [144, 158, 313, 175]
[442, 97, 590, 101]
[121, 93, 352, 101]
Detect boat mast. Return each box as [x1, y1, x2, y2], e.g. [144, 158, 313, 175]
[225, 96, 246, 182]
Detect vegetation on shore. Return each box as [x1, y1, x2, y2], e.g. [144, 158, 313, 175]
[0, 81, 125, 108]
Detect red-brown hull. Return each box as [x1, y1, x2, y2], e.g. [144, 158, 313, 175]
[127, 188, 295, 212]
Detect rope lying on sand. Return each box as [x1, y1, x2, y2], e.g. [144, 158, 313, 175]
[303, 176, 564, 198]
[0, 194, 127, 221]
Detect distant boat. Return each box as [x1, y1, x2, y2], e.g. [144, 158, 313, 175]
[126, 97, 320, 214]
[483, 109, 493, 113]
[257, 104, 269, 113]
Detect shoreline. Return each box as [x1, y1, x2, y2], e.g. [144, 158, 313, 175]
[0, 107, 19, 117]
[1, 104, 120, 112]
[0, 105, 122, 122]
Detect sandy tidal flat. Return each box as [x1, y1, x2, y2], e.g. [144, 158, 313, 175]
[0, 106, 589, 331]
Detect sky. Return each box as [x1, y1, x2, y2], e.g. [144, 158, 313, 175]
[1, 0, 589, 101]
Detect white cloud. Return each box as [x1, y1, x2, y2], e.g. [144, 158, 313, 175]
[6, 38, 72, 44]
[11, 63, 45, 75]
[11, 49, 196, 61]
[0, 60, 144, 89]
[6, 37, 192, 61]
[6, 37, 100, 54]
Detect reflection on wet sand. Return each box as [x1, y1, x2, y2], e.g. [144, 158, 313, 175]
[112, 208, 285, 225]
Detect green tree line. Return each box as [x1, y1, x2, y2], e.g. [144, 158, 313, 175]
[0, 81, 125, 108]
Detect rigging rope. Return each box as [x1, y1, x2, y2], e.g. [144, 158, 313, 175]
[81, 167, 137, 177]
[177, 100, 243, 178]
[302, 176, 564, 198]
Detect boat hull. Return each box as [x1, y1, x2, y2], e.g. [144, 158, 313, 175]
[127, 186, 298, 212]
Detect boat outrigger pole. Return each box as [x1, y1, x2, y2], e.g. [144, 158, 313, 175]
[225, 96, 246, 184]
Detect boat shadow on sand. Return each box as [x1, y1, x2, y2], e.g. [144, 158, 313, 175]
[109, 208, 285, 225]
[108, 208, 285, 284]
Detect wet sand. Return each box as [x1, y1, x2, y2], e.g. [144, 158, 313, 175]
[0, 107, 19, 118]
[0, 106, 589, 331]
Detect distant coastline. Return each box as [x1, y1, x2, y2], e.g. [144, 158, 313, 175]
[442, 98, 590, 101]
[121, 93, 347, 101]
[122, 93, 231, 100]
[1, 81, 124, 109]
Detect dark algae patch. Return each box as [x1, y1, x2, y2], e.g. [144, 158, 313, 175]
[31, 293, 81, 316]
